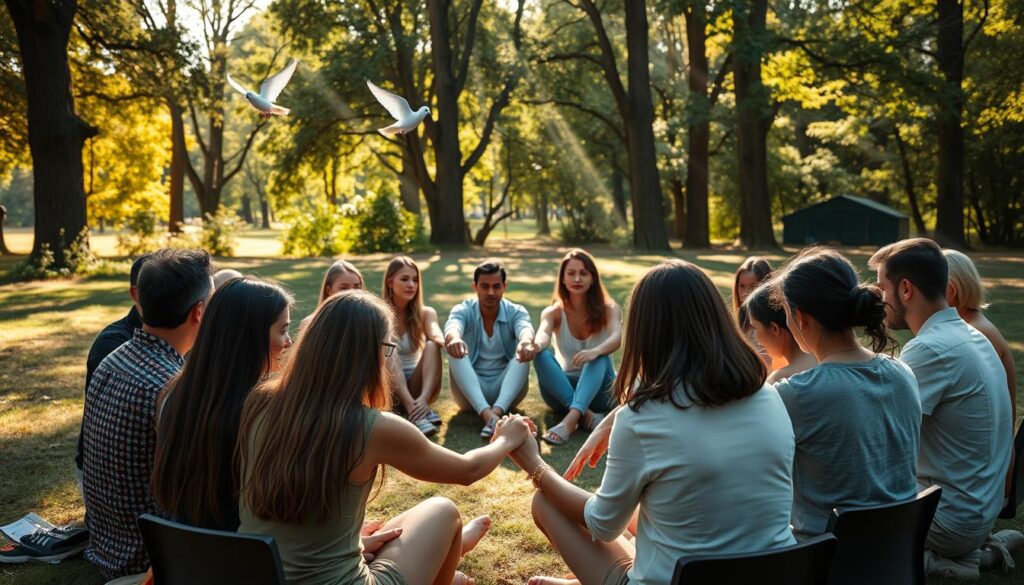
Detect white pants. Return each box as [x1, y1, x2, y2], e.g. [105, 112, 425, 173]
[448, 355, 529, 415]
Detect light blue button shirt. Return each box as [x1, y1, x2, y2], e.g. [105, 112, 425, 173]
[444, 298, 533, 365]
[901, 307, 1012, 539]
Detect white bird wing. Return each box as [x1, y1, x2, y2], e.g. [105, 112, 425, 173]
[367, 80, 413, 121]
[259, 59, 298, 102]
[226, 74, 250, 97]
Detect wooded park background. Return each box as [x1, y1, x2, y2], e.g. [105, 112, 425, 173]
[1, 0, 1022, 272]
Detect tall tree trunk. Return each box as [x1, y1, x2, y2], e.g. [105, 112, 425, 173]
[611, 164, 628, 223]
[935, 0, 965, 247]
[536, 189, 550, 235]
[399, 147, 421, 214]
[624, 0, 669, 251]
[893, 126, 927, 234]
[258, 191, 270, 229]
[241, 194, 253, 224]
[6, 0, 97, 269]
[683, 7, 711, 248]
[732, 0, 776, 248]
[671, 177, 686, 241]
[0, 205, 11, 255]
[426, 0, 468, 245]
[168, 100, 186, 232]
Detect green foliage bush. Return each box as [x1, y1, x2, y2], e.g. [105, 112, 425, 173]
[165, 208, 242, 257]
[281, 191, 425, 257]
[16, 227, 113, 280]
[116, 208, 162, 256]
[557, 192, 612, 244]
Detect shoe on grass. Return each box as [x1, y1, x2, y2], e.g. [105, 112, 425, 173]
[414, 417, 438, 437]
[480, 418, 497, 440]
[0, 542, 29, 564]
[18, 525, 89, 564]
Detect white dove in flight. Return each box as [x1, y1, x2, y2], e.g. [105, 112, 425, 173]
[227, 59, 299, 117]
[367, 80, 430, 136]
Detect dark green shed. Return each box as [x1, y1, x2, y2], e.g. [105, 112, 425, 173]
[782, 195, 909, 246]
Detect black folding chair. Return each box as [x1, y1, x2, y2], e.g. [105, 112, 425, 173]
[137, 513, 286, 585]
[999, 416, 1024, 519]
[671, 534, 837, 585]
[825, 485, 942, 585]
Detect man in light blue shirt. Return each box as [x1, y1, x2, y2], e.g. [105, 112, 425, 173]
[445, 260, 536, 438]
[871, 238, 1015, 578]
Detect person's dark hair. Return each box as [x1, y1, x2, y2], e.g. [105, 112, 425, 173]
[868, 238, 948, 302]
[152, 276, 293, 529]
[743, 280, 787, 331]
[775, 247, 894, 353]
[614, 260, 766, 411]
[137, 249, 214, 328]
[473, 260, 507, 284]
[129, 253, 153, 287]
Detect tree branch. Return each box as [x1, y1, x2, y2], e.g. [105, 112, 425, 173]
[708, 53, 733, 106]
[188, 100, 209, 156]
[462, 81, 514, 175]
[455, 0, 484, 96]
[522, 98, 623, 140]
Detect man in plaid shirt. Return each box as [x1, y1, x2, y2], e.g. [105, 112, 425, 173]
[81, 249, 213, 579]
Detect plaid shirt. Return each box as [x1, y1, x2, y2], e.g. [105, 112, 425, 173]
[81, 329, 184, 578]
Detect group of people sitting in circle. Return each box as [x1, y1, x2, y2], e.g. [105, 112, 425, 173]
[72, 238, 1019, 585]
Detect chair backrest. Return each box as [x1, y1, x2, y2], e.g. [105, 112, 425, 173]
[672, 534, 837, 585]
[825, 485, 942, 585]
[999, 416, 1024, 519]
[138, 514, 286, 585]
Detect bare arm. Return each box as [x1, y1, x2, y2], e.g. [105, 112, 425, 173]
[422, 306, 446, 346]
[589, 304, 622, 356]
[364, 412, 530, 486]
[533, 305, 560, 351]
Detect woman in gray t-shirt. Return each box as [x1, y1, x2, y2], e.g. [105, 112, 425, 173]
[771, 247, 922, 536]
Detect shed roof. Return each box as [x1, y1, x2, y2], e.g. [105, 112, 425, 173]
[782, 194, 909, 221]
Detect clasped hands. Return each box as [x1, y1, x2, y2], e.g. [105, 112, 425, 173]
[488, 412, 612, 482]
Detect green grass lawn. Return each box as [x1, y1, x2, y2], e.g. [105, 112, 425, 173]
[1, 234, 1022, 584]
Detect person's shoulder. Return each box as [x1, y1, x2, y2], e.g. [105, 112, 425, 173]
[540, 304, 562, 320]
[422, 305, 439, 320]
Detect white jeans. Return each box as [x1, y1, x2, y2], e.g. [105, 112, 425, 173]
[448, 355, 529, 415]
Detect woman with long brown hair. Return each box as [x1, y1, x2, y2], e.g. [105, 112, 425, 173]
[515, 260, 796, 585]
[237, 290, 534, 585]
[153, 275, 293, 531]
[382, 256, 445, 435]
[533, 249, 621, 445]
[733, 256, 773, 367]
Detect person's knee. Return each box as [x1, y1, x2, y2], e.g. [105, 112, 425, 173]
[423, 496, 462, 531]
[531, 490, 554, 528]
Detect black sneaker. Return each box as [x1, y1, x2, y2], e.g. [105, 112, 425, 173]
[0, 542, 30, 564]
[18, 525, 89, 563]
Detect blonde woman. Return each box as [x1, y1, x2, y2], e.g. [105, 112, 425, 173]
[944, 249, 1017, 422]
[238, 290, 533, 585]
[383, 256, 446, 435]
[298, 260, 364, 335]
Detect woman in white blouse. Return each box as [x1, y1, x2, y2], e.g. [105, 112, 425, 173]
[509, 260, 796, 585]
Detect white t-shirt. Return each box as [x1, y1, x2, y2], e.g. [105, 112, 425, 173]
[583, 386, 796, 585]
[900, 307, 1012, 539]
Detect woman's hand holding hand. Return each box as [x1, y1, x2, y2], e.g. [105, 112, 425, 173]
[492, 414, 531, 449]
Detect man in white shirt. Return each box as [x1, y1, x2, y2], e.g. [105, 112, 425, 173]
[871, 238, 1017, 578]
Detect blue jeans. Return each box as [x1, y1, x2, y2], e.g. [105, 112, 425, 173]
[534, 349, 615, 415]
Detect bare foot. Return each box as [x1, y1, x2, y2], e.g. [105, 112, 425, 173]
[452, 570, 476, 585]
[460, 515, 492, 555]
[528, 578, 579, 585]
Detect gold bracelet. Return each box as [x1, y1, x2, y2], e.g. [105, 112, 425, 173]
[529, 462, 553, 490]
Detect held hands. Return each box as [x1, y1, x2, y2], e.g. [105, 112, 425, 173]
[491, 414, 533, 449]
[359, 519, 402, 563]
[571, 349, 600, 368]
[515, 340, 537, 363]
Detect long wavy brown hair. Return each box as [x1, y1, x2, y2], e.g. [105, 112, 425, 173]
[615, 260, 766, 411]
[237, 290, 393, 524]
[152, 276, 293, 529]
[732, 256, 773, 327]
[382, 256, 425, 351]
[554, 248, 609, 334]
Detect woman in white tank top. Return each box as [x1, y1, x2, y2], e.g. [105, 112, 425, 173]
[383, 256, 446, 436]
[533, 249, 621, 445]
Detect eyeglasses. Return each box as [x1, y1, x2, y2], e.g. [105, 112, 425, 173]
[382, 342, 397, 357]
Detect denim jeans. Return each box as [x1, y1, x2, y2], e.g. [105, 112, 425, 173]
[534, 349, 615, 415]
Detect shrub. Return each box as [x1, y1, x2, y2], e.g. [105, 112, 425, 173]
[117, 208, 162, 256]
[351, 190, 426, 254]
[557, 193, 612, 244]
[199, 207, 242, 257]
[280, 191, 426, 257]
[280, 200, 351, 257]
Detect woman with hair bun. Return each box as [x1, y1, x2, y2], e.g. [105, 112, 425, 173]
[743, 281, 815, 384]
[771, 247, 921, 536]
